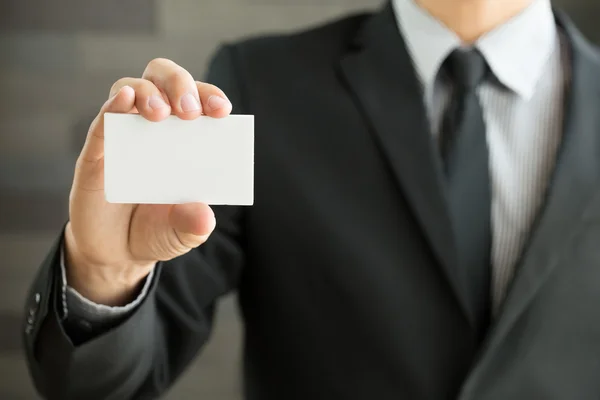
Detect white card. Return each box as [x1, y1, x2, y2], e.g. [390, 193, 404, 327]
[104, 113, 254, 205]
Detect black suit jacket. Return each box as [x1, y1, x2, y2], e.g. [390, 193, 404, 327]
[23, 3, 600, 399]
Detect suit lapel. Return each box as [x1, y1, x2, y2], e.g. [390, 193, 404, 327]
[464, 11, 600, 386]
[338, 3, 471, 324]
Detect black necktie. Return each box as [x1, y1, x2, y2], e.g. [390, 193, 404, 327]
[440, 49, 492, 339]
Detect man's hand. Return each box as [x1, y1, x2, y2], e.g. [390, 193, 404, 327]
[65, 58, 233, 306]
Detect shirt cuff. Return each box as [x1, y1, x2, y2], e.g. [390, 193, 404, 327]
[59, 244, 155, 324]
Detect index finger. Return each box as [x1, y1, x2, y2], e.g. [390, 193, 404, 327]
[80, 85, 136, 163]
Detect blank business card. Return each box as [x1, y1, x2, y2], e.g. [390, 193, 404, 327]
[104, 113, 254, 205]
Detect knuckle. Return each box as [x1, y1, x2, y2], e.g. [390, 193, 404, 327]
[197, 81, 226, 97]
[145, 58, 183, 79]
[166, 67, 192, 86]
[203, 82, 219, 92]
[147, 57, 170, 68]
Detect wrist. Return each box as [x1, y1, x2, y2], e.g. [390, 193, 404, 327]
[64, 224, 155, 306]
[66, 264, 151, 307]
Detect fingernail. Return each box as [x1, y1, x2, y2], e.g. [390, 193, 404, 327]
[148, 95, 168, 110]
[207, 95, 229, 111]
[180, 93, 201, 112]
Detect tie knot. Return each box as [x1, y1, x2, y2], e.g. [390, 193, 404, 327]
[443, 48, 489, 91]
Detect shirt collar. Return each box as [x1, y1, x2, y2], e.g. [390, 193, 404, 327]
[391, 0, 557, 100]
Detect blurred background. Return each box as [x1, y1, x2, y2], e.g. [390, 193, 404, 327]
[0, 0, 597, 399]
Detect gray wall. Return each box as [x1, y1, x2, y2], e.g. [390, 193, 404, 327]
[0, 0, 597, 399]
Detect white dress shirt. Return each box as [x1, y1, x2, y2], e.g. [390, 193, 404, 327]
[61, 0, 568, 321]
[393, 0, 567, 312]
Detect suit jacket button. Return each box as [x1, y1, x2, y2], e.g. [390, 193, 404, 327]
[25, 293, 42, 333]
[78, 319, 92, 331]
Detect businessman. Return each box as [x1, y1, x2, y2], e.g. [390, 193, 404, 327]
[22, 0, 600, 398]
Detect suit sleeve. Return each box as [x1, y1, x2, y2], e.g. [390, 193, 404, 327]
[22, 44, 248, 400]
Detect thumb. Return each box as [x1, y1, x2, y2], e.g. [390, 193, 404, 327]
[168, 203, 216, 249]
[130, 202, 215, 262]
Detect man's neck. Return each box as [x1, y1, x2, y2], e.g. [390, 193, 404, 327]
[416, 0, 536, 43]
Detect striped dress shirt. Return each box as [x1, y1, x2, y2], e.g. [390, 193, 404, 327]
[393, 0, 568, 312]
